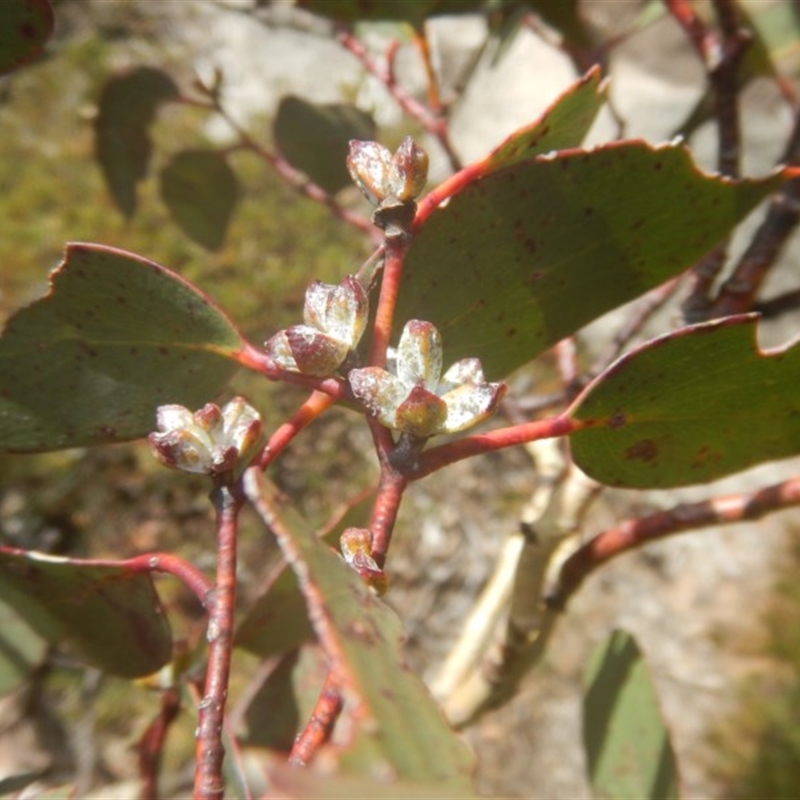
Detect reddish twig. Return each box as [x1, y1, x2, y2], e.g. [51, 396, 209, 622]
[336, 27, 461, 173]
[181, 94, 377, 241]
[194, 481, 244, 800]
[666, 0, 751, 319]
[367, 463, 408, 568]
[258, 390, 337, 470]
[709, 111, 800, 317]
[546, 474, 800, 609]
[407, 415, 580, 481]
[288, 670, 343, 767]
[137, 687, 181, 800]
[368, 235, 409, 367]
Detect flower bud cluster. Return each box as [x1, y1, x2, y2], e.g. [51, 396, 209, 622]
[149, 396, 262, 475]
[348, 320, 506, 439]
[265, 275, 368, 377]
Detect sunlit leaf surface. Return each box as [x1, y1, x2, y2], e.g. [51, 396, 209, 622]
[568, 315, 800, 488]
[399, 142, 785, 379]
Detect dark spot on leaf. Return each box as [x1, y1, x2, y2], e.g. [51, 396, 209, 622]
[608, 411, 626, 428]
[526, 269, 546, 284]
[583, 207, 593, 217]
[506, 327, 517, 337]
[159, 346, 169, 356]
[625, 439, 658, 462]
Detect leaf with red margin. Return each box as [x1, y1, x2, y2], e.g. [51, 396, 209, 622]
[0, 548, 172, 678]
[398, 142, 788, 379]
[568, 315, 800, 488]
[255, 475, 475, 787]
[0, 243, 247, 452]
[95, 66, 179, 218]
[0, 0, 53, 76]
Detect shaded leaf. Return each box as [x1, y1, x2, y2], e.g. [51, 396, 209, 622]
[0, 771, 45, 796]
[583, 629, 679, 800]
[95, 66, 179, 218]
[241, 645, 328, 750]
[0, 597, 47, 695]
[255, 475, 475, 786]
[274, 97, 376, 196]
[0, 548, 172, 678]
[480, 65, 606, 172]
[235, 489, 373, 659]
[160, 149, 239, 251]
[568, 315, 800, 489]
[399, 142, 786, 379]
[0, 243, 247, 453]
[0, 0, 53, 76]
[234, 566, 315, 658]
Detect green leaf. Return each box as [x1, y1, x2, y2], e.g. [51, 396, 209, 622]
[479, 65, 606, 172]
[94, 66, 179, 218]
[235, 489, 373, 658]
[399, 142, 786, 379]
[241, 645, 328, 750]
[274, 97, 377, 196]
[0, 0, 53, 76]
[0, 243, 246, 453]
[583, 630, 679, 800]
[568, 315, 800, 489]
[0, 596, 47, 695]
[234, 566, 315, 658]
[0, 548, 172, 678]
[159, 149, 239, 251]
[258, 476, 475, 787]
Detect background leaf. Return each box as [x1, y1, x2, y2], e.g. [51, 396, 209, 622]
[94, 66, 179, 218]
[0, 548, 172, 678]
[257, 475, 475, 787]
[398, 142, 786, 379]
[273, 96, 376, 196]
[0, 597, 47, 695]
[159, 149, 239, 251]
[583, 629, 679, 800]
[0, 0, 53, 76]
[0, 243, 246, 452]
[568, 315, 800, 489]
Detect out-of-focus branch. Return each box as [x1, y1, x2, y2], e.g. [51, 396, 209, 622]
[432, 439, 600, 727]
[546, 474, 800, 609]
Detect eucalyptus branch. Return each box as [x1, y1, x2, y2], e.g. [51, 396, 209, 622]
[666, 0, 750, 319]
[335, 26, 462, 173]
[194, 480, 243, 800]
[288, 670, 343, 767]
[546, 474, 800, 609]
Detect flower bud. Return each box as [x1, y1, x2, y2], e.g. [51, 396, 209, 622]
[388, 136, 428, 202]
[347, 140, 393, 205]
[303, 275, 368, 348]
[340, 527, 388, 595]
[149, 397, 262, 475]
[265, 325, 350, 377]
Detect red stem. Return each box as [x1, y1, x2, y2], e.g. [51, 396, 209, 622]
[137, 687, 181, 800]
[368, 465, 408, 568]
[407, 415, 580, 481]
[368, 236, 408, 367]
[288, 670, 343, 767]
[258, 390, 337, 470]
[194, 482, 243, 800]
[547, 474, 800, 609]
